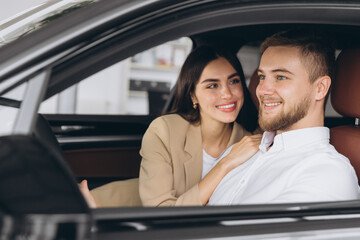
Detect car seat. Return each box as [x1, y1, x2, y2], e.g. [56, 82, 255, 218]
[0, 134, 90, 214]
[330, 48, 360, 184]
[0, 114, 90, 214]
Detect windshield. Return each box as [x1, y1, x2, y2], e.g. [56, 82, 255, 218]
[0, 0, 97, 47]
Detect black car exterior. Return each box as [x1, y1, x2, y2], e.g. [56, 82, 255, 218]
[0, 0, 360, 239]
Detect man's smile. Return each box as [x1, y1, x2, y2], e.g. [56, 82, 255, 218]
[261, 100, 283, 111]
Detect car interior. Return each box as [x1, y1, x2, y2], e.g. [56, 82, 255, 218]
[1, 18, 359, 211]
[330, 47, 360, 184]
[32, 23, 359, 207]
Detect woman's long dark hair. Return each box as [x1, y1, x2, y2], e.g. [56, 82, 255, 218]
[169, 45, 258, 133]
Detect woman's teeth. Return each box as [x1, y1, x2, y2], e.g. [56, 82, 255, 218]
[217, 103, 235, 109]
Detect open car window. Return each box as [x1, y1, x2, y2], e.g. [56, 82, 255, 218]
[39, 37, 192, 115]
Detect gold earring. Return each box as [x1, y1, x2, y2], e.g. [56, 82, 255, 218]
[193, 102, 198, 109]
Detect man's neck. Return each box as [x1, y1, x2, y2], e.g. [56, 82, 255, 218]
[275, 115, 324, 135]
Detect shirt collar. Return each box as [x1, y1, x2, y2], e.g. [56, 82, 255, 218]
[259, 127, 330, 153]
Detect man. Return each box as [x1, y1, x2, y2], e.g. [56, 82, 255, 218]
[208, 30, 360, 205]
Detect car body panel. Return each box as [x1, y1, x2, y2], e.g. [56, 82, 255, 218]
[0, 0, 359, 239]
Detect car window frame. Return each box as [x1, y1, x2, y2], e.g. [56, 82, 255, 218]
[0, 2, 360, 237]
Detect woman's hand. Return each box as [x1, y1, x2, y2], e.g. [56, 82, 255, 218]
[79, 180, 99, 208]
[220, 134, 262, 171]
[198, 134, 262, 205]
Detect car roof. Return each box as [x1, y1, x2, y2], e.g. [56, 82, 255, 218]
[1, 0, 360, 100]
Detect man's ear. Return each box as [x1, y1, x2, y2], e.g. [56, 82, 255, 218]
[315, 76, 331, 101]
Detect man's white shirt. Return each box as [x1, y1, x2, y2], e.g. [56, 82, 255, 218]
[208, 127, 360, 205]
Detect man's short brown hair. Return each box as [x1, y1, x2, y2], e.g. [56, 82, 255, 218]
[260, 29, 335, 83]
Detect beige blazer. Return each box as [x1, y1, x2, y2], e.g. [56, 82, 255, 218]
[139, 114, 251, 206]
[91, 178, 142, 207]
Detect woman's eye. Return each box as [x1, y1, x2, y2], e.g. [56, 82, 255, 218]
[207, 84, 217, 89]
[277, 75, 287, 80]
[230, 79, 240, 84]
[259, 75, 265, 80]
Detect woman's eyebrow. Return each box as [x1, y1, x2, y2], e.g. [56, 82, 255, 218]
[228, 73, 240, 79]
[200, 72, 239, 84]
[200, 79, 219, 84]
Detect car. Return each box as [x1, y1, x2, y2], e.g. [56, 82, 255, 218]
[0, 0, 360, 239]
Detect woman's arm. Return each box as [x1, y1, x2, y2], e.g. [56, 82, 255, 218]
[198, 134, 262, 205]
[140, 116, 262, 206]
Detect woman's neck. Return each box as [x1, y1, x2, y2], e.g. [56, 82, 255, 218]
[201, 120, 232, 158]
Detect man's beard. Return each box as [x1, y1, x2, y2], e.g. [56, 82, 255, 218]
[258, 95, 311, 132]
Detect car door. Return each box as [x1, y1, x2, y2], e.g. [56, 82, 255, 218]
[1, 1, 360, 239]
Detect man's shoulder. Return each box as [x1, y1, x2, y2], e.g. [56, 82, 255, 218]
[295, 143, 354, 173]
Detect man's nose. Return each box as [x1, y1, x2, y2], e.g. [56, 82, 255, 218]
[256, 78, 274, 96]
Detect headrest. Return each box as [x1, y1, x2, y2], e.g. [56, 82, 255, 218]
[331, 48, 360, 118]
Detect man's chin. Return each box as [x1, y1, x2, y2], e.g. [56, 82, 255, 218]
[259, 114, 284, 132]
[259, 120, 277, 132]
[258, 95, 311, 132]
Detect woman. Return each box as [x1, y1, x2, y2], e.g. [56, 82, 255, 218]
[139, 45, 262, 206]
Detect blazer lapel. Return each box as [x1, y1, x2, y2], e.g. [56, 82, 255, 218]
[183, 123, 203, 190]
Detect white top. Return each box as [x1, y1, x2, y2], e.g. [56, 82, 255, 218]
[202, 146, 233, 179]
[208, 127, 360, 205]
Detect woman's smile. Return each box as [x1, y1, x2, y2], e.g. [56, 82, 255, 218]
[216, 102, 237, 112]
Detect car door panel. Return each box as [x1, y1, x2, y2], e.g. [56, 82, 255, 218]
[44, 114, 153, 188]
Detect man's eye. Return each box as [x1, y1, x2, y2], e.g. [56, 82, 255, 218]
[277, 75, 286, 80]
[230, 79, 240, 84]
